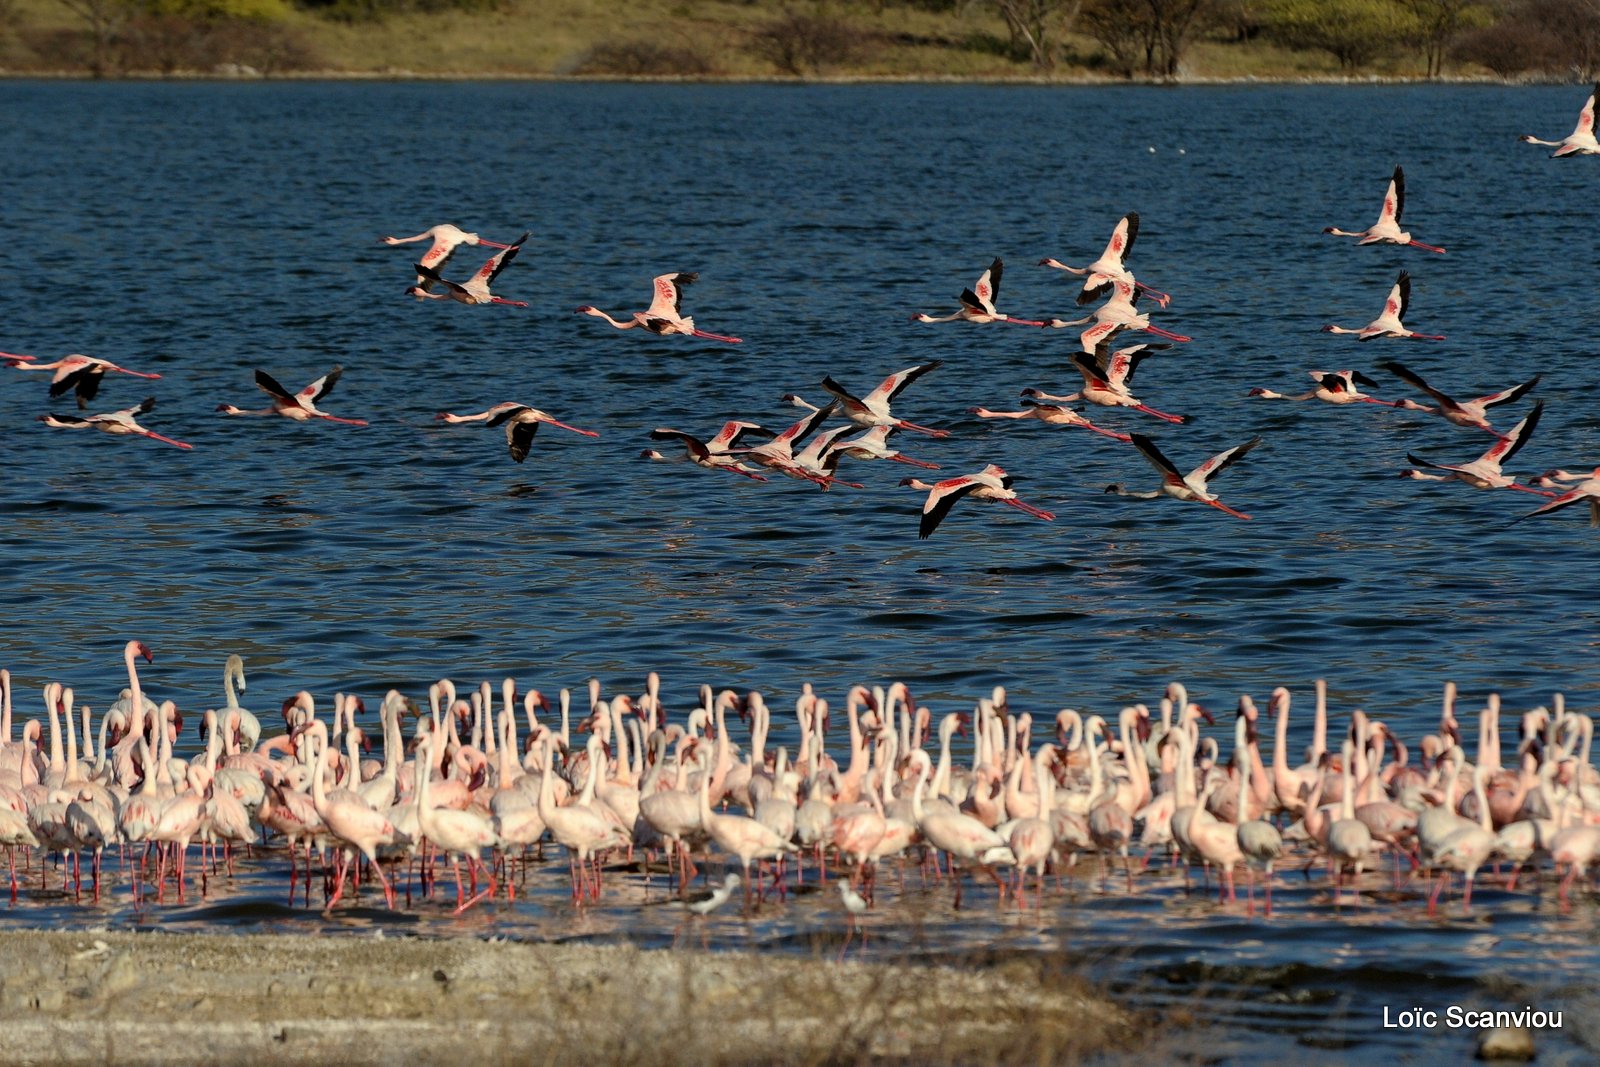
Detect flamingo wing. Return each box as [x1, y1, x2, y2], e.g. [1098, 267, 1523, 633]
[473, 232, 528, 291]
[649, 428, 711, 462]
[1382, 166, 1404, 226]
[253, 369, 298, 405]
[299, 366, 343, 404]
[53, 364, 103, 403]
[1191, 436, 1263, 483]
[1388, 271, 1411, 321]
[1069, 351, 1110, 390]
[1378, 360, 1453, 408]
[649, 272, 698, 318]
[1128, 433, 1187, 488]
[1076, 279, 1115, 306]
[917, 476, 984, 539]
[1475, 374, 1541, 409]
[969, 258, 1002, 314]
[1517, 482, 1599, 521]
[1571, 84, 1597, 140]
[1482, 401, 1543, 467]
[709, 420, 768, 450]
[775, 400, 838, 446]
[1104, 341, 1165, 386]
[1406, 452, 1465, 476]
[414, 263, 473, 300]
[866, 359, 944, 406]
[503, 415, 538, 463]
[1351, 370, 1383, 390]
[1106, 213, 1138, 264]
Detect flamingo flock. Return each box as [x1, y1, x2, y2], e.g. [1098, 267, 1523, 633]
[4, 643, 1600, 923]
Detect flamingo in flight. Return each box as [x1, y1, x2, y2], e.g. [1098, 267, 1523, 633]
[1323, 166, 1445, 253]
[970, 400, 1131, 441]
[1378, 360, 1540, 436]
[788, 425, 866, 489]
[576, 272, 741, 343]
[481, 405, 600, 463]
[825, 425, 941, 468]
[1022, 343, 1186, 425]
[380, 224, 513, 290]
[1402, 401, 1551, 494]
[6, 353, 161, 409]
[736, 401, 840, 486]
[1322, 271, 1444, 341]
[912, 258, 1056, 326]
[783, 360, 949, 437]
[642, 423, 770, 481]
[901, 464, 1055, 539]
[406, 231, 530, 307]
[1106, 433, 1261, 520]
[1519, 83, 1599, 157]
[1039, 212, 1172, 307]
[1247, 369, 1401, 406]
[1516, 467, 1600, 525]
[1055, 278, 1190, 347]
[39, 397, 191, 450]
[219, 367, 367, 426]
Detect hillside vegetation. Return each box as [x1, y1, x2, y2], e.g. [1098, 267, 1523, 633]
[0, 0, 1596, 80]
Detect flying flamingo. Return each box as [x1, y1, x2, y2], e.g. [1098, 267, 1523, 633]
[1519, 83, 1599, 157]
[1322, 166, 1445, 253]
[576, 272, 741, 342]
[643, 423, 770, 480]
[1321, 271, 1444, 341]
[900, 464, 1055, 539]
[476, 404, 599, 463]
[970, 399, 1132, 441]
[1515, 466, 1600, 526]
[1054, 278, 1190, 346]
[39, 397, 191, 449]
[737, 401, 841, 486]
[1021, 344, 1186, 425]
[1039, 212, 1172, 307]
[218, 367, 367, 426]
[6, 353, 161, 409]
[912, 258, 1056, 326]
[406, 231, 530, 307]
[1402, 401, 1549, 494]
[1378, 360, 1540, 435]
[824, 425, 941, 468]
[1247, 369, 1401, 405]
[381, 224, 513, 290]
[1105, 433, 1261, 520]
[782, 360, 949, 437]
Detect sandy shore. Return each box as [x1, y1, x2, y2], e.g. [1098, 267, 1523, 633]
[0, 930, 1133, 1065]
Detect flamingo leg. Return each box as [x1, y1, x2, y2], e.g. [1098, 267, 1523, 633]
[689, 329, 742, 343]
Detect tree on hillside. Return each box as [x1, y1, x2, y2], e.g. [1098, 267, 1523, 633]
[1398, 0, 1492, 76]
[55, 0, 129, 74]
[1261, 0, 1414, 69]
[1080, 0, 1216, 77]
[991, 0, 1084, 67]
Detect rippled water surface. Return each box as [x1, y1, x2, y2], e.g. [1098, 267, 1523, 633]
[2, 82, 1599, 1062]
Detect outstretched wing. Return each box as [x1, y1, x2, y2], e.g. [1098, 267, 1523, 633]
[1517, 482, 1598, 522]
[1105, 342, 1165, 387]
[649, 272, 698, 318]
[1475, 374, 1540, 409]
[649, 428, 711, 462]
[970, 258, 1002, 313]
[254, 369, 297, 405]
[415, 262, 471, 300]
[1382, 166, 1404, 226]
[865, 360, 944, 406]
[1389, 271, 1411, 321]
[1378, 359, 1452, 407]
[474, 232, 528, 292]
[1070, 351, 1110, 389]
[300, 366, 343, 404]
[1482, 401, 1543, 467]
[1192, 436, 1262, 483]
[918, 476, 983, 540]
[1571, 83, 1597, 140]
[1105, 213, 1138, 263]
[504, 415, 538, 463]
[1128, 432, 1186, 488]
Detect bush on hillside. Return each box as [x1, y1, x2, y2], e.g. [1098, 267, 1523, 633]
[573, 39, 716, 76]
[748, 9, 859, 74]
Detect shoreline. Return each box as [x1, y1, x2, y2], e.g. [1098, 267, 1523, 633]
[0, 928, 1135, 1066]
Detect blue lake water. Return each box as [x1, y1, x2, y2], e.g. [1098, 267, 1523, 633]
[1, 81, 1598, 1061]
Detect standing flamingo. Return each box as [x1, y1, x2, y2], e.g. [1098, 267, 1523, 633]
[1516, 466, 1600, 526]
[912, 258, 1057, 326]
[1402, 401, 1550, 494]
[1322, 166, 1445, 253]
[1378, 360, 1541, 435]
[1105, 433, 1261, 520]
[406, 231, 530, 307]
[900, 464, 1055, 539]
[1519, 83, 1599, 157]
[7, 353, 162, 408]
[39, 397, 191, 449]
[477, 405, 599, 463]
[576, 272, 741, 343]
[782, 361, 949, 437]
[218, 367, 367, 426]
[310, 739, 398, 910]
[1322, 271, 1444, 341]
[1040, 212, 1172, 306]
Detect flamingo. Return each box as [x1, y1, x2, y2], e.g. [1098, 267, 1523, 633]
[970, 399, 1132, 441]
[1402, 401, 1551, 494]
[576, 272, 741, 342]
[39, 397, 191, 449]
[697, 743, 797, 909]
[1039, 212, 1172, 307]
[1022, 345, 1185, 424]
[406, 231, 530, 307]
[912, 258, 1057, 326]
[1515, 466, 1600, 525]
[381, 223, 512, 290]
[1247, 369, 1401, 406]
[1321, 271, 1444, 341]
[417, 737, 499, 912]
[1325, 740, 1374, 902]
[1378, 360, 1541, 435]
[7, 353, 161, 409]
[309, 738, 397, 910]
[1322, 166, 1445, 253]
[1519, 82, 1599, 157]
[824, 425, 941, 468]
[218, 367, 367, 426]
[737, 401, 841, 486]
[1429, 763, 1496, 911]
[476, 404, 599, 463]
[900, 464, 1055, 539]
[782, 361, 949, 437]
[642, 423, 770, 480]
[1105, 433, 1261, 520]
[1054, 278, 1190, 348]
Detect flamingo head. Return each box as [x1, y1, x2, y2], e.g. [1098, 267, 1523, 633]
[132, 640, 154, 664]
[574, 305, 598, 315]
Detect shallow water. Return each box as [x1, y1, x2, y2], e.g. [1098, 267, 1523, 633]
[1, 81, 1598, 1062]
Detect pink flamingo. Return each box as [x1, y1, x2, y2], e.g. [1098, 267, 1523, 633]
[1519, 82, 1599, 157]
[783, 360, 949, 437]
[1026, 345, 1186, 425]
[971, 398, 1131, 441]
[1040, 211, 1172, 307]
[1106, 433, 1261, 520]
[309, 737, 398, 910]
[417, 737, 498, 913]
[1402, 401, 1551, 494]
[1379, 360, 1540, 435]
[643, 423, 770, 480]
[1516, 466, 1600, 526]
[825, 425, 941, 468]
[1248, 369, 1402, 406]
[6, 353, 161, 409]
[218, 367, 367, 426]
[1323, 166, 1445, 253]
[406, 231, 530, 307]
[1322, 271, 1444, 341]
[39, 397, 191, 449]
[900, 464, 1055, 539]
[576, 272, 741, 342]
[912, 258, 1056, 326]
[1054, 278, 1190, 346]
[381, 223, 513, 290]
[478, 404, 599, 463]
